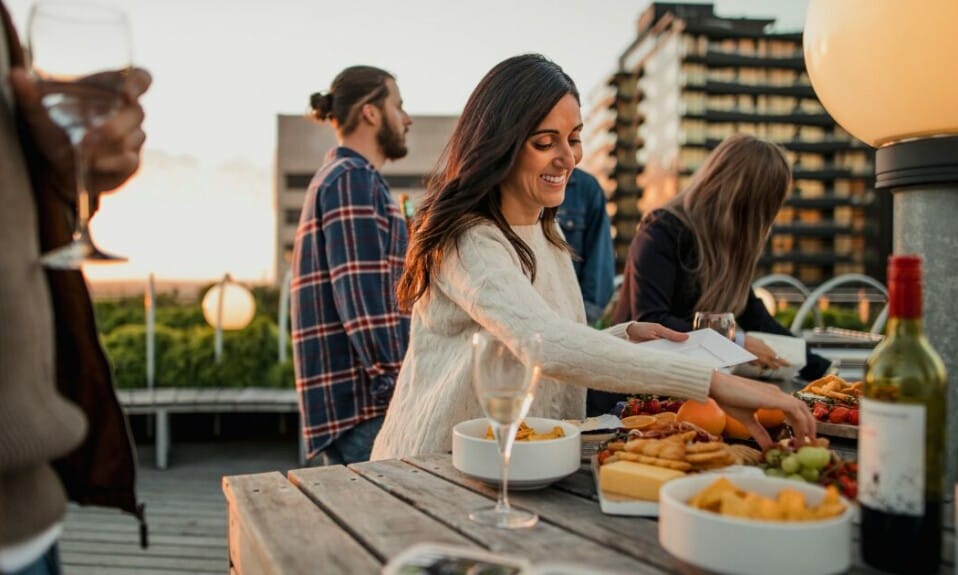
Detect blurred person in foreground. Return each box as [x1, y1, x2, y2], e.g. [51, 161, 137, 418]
[370, 54, 814, 461]
[0, 4, 151, 574]
[291, 66, 413, 466]
[556, 168, 614, 325]
[588, 134, 832, 416]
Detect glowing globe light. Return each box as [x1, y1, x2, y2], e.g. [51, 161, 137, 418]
[202, 276, 255, 331]
[804, 0, 958, 147]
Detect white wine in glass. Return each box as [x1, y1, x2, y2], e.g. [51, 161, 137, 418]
[470, 331, 542, 529]
[28, 0, 132, 268]
[693, 311, 737, 341]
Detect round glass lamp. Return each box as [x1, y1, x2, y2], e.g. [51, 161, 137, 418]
[202, 274, 255, 362]
[804, 0, 958, 147]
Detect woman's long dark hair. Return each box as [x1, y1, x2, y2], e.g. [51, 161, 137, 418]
[397, 54, 579, 312]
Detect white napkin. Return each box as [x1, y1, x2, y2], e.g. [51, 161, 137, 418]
[732, 331, 807, 380]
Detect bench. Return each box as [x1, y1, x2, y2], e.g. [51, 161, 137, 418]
[116, 387, 304, 470]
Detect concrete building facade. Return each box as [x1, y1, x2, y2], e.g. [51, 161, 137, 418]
[582, 2, 891, 285]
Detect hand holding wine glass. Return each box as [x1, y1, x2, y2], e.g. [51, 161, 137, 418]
[21, 0, 149, 268]
[470, 331, 542, 529]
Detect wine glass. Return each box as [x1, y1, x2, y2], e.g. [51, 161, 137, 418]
[28, 0, 132, 268]
[693, 311, 737, 341]
[469, 331, 542, 529]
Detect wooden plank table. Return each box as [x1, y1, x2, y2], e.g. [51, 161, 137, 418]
[223, 454, 955, 574]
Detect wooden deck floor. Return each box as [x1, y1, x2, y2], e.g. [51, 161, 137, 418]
[61, 440, 300, 574]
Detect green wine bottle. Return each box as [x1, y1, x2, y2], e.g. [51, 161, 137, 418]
[859, 255, 947, 573]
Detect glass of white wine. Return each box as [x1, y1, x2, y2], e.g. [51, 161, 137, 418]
[28, 0, 132, 268]
[693, 311, 737, 341]
[469, 331, 542, 529]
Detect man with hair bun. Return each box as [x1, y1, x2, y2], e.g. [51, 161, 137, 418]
[292, 65, 413, 465]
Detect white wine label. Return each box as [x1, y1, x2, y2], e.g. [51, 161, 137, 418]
[858, 399, 926, 516]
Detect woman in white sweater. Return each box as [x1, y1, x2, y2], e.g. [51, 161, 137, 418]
[370, 55, 814, 460]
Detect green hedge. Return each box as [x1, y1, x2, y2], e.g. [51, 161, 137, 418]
[774, 306, 868, 332]
[95, 289, 294, 390]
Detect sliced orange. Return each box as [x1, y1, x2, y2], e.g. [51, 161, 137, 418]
[620, 414, 657, 429]
[653, 411, 677, 423]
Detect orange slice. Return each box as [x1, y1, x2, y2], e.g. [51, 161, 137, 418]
[620, 414, 656, 429]
[653, 411, 677, 423]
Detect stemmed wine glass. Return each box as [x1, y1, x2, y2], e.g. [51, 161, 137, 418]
[470, 331, 542, 529]
[28, 0, 132, 268]
[693, 311, 737, 341]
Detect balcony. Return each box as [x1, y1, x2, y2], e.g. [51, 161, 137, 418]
[771, 221, 860, 237]
[685, 80, 816, 98]
[684, 108, 835, 126]
[684, 51, 805, 70]
[759, 252, 856, 266]
[784, 195, 867, 209]
[682, 138, 868, 154]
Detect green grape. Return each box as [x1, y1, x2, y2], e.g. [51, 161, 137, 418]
[764, 448, 782, 467]
[800, 467, 820, 483]
[765, 468, 785, 478]
[786, 473, 806, 482]
[796, 446, 831, 470]
[781, 454, 800, 474]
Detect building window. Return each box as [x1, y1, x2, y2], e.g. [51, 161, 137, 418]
[285, 174, 313, 189]
[285, 208, 301, 225]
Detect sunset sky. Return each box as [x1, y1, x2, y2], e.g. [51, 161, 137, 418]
[5, 0, 807, 284]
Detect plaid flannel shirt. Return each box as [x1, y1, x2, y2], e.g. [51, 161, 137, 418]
[291, 147, 410, 458]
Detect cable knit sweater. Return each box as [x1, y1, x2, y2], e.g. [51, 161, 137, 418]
[371, 222, 714, 459]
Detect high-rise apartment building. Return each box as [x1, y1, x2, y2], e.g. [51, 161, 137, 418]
[274, 114, 457, 282]
[582, 2, 891, 285]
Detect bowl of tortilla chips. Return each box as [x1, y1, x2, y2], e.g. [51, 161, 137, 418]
[659, 474, 854, 575]
[452, 417, 580, 490]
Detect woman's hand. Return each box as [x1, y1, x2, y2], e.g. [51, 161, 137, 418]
[626, 322, 688, 343]
[744, 334, 790, 370]
[9, 67, 152, 196]
[708, 371, 815, 449]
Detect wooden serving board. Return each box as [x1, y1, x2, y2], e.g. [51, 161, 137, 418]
[816, 421, 858, 439]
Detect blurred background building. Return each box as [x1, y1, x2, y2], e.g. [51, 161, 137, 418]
[274, 115, 457, 282]
[581, 2, 891, 286]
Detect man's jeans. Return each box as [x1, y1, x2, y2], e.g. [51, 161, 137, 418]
[9, 544, 61, 575]
[308, 416, 384, 466]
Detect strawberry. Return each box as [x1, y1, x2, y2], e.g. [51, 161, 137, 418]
[846, 409, 859, 426]
[812, 402, 831, 421]
[645, 398, 661, 414]
[829, 406, 850, 424]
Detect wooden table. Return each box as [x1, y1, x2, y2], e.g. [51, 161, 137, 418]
[223, 454, 955, 574]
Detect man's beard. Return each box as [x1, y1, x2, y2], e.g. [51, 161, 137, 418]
[377, 119, 408, 161]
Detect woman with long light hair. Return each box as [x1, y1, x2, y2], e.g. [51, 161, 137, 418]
[591, 134, 831, 415]
[371, 57, 814, 460]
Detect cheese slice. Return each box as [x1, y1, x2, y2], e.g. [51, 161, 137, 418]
[599, 460, 686, 501]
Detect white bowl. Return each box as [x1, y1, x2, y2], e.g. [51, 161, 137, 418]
[659, 474, 854, 575]
[452, 417, 581, 490]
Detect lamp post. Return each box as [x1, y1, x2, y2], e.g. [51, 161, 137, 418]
[278, 268, 292, 363]
[201, 274, 256, 362]
[804, 0, 958, 485]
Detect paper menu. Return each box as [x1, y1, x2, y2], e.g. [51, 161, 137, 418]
[633, 328, 757, 368]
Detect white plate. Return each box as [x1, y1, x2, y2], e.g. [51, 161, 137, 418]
[591, 456, 764, 517]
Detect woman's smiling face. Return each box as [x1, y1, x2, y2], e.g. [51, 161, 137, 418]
[499, 93, 583, 224]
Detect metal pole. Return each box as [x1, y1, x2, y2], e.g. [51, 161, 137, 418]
[278, 268, 292, 363]
[215, 273, 228, 363]
[877, 136, 958, 487]
[146, 273, 155, 389]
